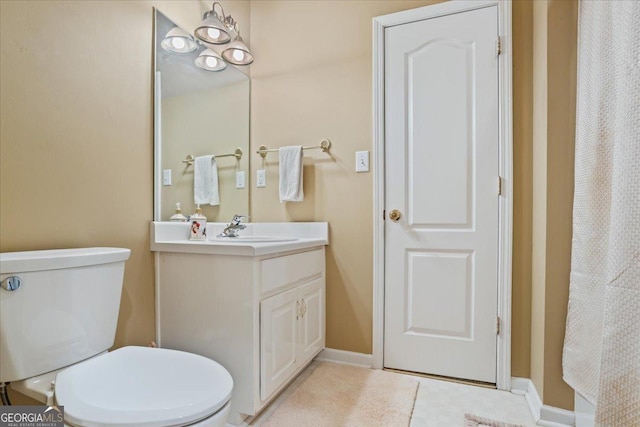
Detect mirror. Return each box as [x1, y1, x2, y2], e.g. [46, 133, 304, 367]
[154, 10, 249, 222]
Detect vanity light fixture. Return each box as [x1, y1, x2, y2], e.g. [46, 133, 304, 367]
[194, 2, 232, 44]
[194, 49, 227, 72]
[161, 27, 198, 53]
[222, 30, 253, 65]
[194, 2, 253, 66]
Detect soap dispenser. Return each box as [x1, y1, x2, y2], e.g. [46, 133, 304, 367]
[189, 204, 207, 240]
[170, 203, 187, 222]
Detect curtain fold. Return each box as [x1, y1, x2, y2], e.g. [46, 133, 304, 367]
[562, 1, 640, 425]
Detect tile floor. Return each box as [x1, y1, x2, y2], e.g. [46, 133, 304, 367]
[410, 375, 537, 426]
[249, 362, 537, 426]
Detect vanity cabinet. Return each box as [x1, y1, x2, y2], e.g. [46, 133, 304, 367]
[155, 245, 325, 424]
[260, 277, 324, 400]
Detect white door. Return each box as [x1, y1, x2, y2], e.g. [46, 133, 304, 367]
[384, 5, 500, 383]
[260, 288, 299, 400]
[298, 278, 325, 365]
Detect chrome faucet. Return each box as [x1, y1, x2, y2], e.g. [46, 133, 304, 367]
[218, 215, 248, 237]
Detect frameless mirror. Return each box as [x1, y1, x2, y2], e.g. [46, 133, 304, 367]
[154, 10, 249, 222]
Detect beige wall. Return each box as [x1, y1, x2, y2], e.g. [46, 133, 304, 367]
[246, 0, 540, 379]
[531, 0, 549, 395]
[530, 0, 578, 410]
[511, 0, 534, 379]
[0, 0, 209, 353]
[248, 0, 577, 409]
[0, 0, 251, 345]
[248, 0, 442, 354]
[1, 0, 578, 411]
[0, 0, 211, 404]
[543, 0, 577, 410]
[161, 81, 250, 221]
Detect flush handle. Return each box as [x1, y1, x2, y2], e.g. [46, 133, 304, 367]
[388, 209, 402, 222]
[1, 276, 22, 291]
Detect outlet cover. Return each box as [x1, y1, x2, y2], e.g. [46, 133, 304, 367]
[356, 151, 369, 173]
[236, 171, 245, 189]
[162, 169, 172, 186]
[257, 169, 266, 188]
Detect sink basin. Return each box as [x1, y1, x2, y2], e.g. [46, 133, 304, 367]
[212, 236, 299, 243]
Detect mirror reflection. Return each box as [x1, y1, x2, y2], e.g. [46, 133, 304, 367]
[154, 10, 249, 222]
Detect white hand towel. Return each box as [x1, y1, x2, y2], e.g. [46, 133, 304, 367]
[194, 155, 220, 206]
[279, 146, 304, 202]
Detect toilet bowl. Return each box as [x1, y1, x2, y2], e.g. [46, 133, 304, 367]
[0, 248, 233, 427]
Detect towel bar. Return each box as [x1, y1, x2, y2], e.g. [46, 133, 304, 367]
[182, 148, 243, 166]
[256, 139, 331, 158]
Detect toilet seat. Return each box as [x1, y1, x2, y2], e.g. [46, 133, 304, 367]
[55, 346, 233, 427]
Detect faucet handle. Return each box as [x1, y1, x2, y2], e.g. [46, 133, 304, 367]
[232, 214, 249, 224]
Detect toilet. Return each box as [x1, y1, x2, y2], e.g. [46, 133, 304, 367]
[0, 247, 233, 427]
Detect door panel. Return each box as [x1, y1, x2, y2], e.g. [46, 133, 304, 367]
[298, 278, 324, 365]
[406, 250, 474, 339]
[384, 5, 499, 383]
[260, 288, 298, 400]
[407, 39, 475, 228]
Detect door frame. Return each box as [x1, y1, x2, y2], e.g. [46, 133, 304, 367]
[372, 0, 513, 390]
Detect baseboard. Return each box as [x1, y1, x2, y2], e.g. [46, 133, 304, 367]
[574, 392, 596, 427]
[315, 348, 373, 368]
[539, 405, 576, 427]
[511, 377, 543, 421]
[511, 377, 575, 427]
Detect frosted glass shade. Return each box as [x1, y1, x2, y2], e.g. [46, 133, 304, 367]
[194, 49, 227, 72]
[194, 11, 231, 44]
[222, 38, 253, 66]
[161, 27, 198, 53]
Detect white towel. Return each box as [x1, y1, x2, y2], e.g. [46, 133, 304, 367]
[279, 146, 304, 202]
[194, 155, 219, 206]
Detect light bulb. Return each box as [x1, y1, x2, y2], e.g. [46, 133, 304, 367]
[172, 38, 186, 50]
[207, 28, 221, 40]
[232, 49, 245, 62]
[205, 56, 219, 68]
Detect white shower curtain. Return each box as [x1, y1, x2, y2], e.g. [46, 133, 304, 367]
[562, 1, 640, 426]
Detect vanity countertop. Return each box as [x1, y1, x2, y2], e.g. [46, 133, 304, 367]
[150, 221, 328, 256]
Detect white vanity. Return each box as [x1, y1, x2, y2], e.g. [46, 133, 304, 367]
[151, 222, 328, 424]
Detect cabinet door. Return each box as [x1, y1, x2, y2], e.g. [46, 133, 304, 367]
[298, 278, 325, 365]
[260, 287, 299, 400]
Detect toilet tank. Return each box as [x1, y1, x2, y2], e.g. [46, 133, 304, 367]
[0, 247, 131, 383]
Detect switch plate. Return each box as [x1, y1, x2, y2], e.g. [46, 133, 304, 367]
[236, 171, 245, 189]
[355, 151, 369, 173]
[162, 169, 172, 186]
[256, 169, 266, 188]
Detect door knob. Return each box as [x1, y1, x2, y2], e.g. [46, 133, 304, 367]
[388, 209, 401, 222]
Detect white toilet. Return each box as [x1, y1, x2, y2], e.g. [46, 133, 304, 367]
[0, 247, 233, 427]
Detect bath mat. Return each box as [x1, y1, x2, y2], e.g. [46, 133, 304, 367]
[464, 413, 526, 427]
[261, 362, 419, 427]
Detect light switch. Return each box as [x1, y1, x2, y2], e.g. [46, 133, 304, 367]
[236, 171, 245, 189]
[162, 169, 172, 186]
[356, 151, 369, 173]
[257, 169, 266, 188]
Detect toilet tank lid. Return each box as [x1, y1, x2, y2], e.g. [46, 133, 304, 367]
[0, 247, 131, 274]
